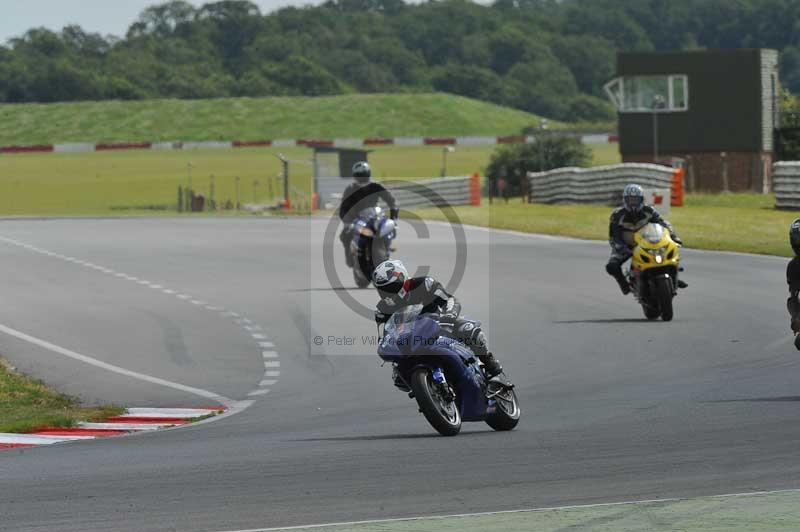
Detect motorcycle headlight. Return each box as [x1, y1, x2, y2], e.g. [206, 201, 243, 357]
[646, 246, 668, 256]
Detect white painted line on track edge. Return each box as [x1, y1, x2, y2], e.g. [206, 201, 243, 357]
[0, 323, 236, 408]
[0, 235, 280, 425]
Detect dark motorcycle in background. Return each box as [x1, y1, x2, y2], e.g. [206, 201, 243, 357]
[349, 206, 397, 288]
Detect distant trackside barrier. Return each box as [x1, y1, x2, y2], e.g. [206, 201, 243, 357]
[315, 174, 481, 211]
[774, 162, 800, 210]
[528, 163, 684, 209]
[387, 174, 481, 209]
[0, 134, 616, 155]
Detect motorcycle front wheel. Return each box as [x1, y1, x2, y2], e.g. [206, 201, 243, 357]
[485, 380, 521, 431]
[410, 369, 461, 436]
[353, 266, 371, 288]
[642, 304, 661, 320]
[654, 276, 674, 322]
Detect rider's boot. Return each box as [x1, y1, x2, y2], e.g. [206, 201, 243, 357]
[677, 266, 688, 289]
[479, 352, 503, 378]
[615, 275, 631, 295]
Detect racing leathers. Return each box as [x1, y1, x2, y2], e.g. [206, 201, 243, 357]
[606, 205, 684, 294]
[339, 182, 398, 267]
[787, 257, 800, 349]
[375, 276, 503, 378]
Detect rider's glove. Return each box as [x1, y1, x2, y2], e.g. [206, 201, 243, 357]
[390, 208, 399, 220]
[792, 317, 800, 335]
[439, 312, 458, 326]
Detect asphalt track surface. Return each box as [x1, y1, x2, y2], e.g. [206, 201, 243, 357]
[1, 217, 800, 532]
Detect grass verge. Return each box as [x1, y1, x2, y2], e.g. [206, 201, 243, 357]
[0, 358, 123, 433]
[414, 193, 796, 257]
[0, 93, 564, 145]
[0, 144, 619, 215]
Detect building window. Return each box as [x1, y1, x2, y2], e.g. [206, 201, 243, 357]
[604, 75, 689, 113]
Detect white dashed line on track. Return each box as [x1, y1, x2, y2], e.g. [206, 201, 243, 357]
[0, 235, 283, 409]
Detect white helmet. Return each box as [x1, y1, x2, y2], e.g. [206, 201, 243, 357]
[372, 260, 408, 295]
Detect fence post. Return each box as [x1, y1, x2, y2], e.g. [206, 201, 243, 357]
[235, 176, 241, 211]
[470, 173, 481, 206]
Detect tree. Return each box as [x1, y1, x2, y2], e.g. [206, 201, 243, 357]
[431, 64, 511, 105]
[486, 135, 592, 198]
[268, 56, 344, 96]
[3, 0, 800, 120]
[128, 1, 196, 38]
[551, 35, 615, 97]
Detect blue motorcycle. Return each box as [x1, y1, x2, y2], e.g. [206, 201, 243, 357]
[378, 305, 520, 436]
[349, 206, 397, 288]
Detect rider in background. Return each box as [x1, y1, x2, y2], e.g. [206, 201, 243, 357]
[371, 259, 503, 378]
[339, 162, 399, 267]
[606, 184, 687, 294]
[787, 219, 800, 350]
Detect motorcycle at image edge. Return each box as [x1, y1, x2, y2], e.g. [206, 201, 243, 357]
[626, 222, 682, 322]
[349, 206, 397, 288]
[377, 305, 521, 436]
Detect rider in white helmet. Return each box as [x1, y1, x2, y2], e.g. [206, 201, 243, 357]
[607, 183, 687, 294]
[372, 259, 503, 378]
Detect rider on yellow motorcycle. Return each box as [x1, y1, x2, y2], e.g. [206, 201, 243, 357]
[606, 184, 688, 294]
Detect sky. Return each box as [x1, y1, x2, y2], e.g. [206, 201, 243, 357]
[0, 0, 316, 43]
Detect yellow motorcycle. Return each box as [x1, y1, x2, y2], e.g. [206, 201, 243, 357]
[626, 223, 681, 322]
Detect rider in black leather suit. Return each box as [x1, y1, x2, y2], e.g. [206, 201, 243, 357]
[371, 259, 503, 379]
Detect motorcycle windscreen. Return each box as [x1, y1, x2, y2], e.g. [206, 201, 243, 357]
[639, 223, 665, 245]
[378, 305, 423, 360]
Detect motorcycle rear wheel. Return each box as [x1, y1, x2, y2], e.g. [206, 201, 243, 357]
[410, 369, 461, 436]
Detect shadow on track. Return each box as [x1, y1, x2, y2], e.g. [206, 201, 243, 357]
[705, 396, 800, 403]
[292, 431, 498, 442]
[553, 318, 653, 324]
[291, 433, 438, 442]
[286, 287, 367, 292]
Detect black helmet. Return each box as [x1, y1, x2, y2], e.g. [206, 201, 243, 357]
[623, 184, 645, 213]
[790, 219, 800, 256]
[353, 161, 371, 184]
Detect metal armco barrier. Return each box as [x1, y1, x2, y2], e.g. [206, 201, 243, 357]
[389, 175, 479, 209]
[315, 175, 480, 211]
[0, 133, 616, 156]
[774, 162, 800, 209]
[528, 164, 678, 206]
